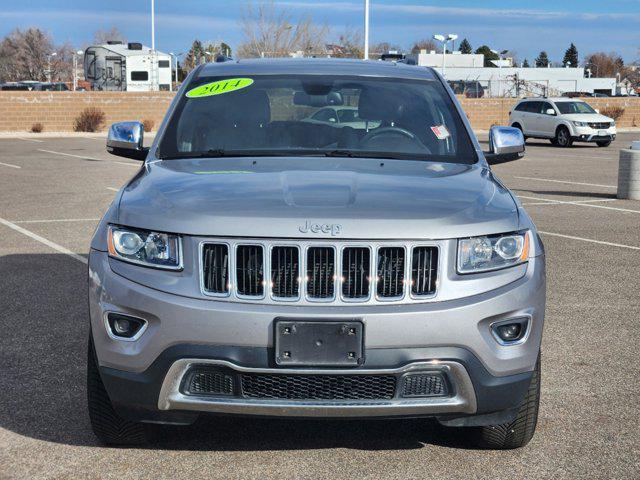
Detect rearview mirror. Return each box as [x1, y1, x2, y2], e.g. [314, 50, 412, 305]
[293, 91, 343, 107]
[106, 121, 148, 161]
[545, 108, 556, 116]
[485, 126, 525, 165]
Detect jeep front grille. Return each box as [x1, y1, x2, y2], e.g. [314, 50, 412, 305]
[200, 240, 439, 304]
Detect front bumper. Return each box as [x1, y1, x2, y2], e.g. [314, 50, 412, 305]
[572, 126, 616, 142]
[89, 249, 545, 423]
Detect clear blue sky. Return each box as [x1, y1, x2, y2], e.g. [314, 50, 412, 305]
[1, 0, 639, 63]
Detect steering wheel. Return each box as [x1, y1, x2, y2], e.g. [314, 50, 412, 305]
[360, 126, 429, 152]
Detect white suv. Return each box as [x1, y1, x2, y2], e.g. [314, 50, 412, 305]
[509, 98, 616, 147]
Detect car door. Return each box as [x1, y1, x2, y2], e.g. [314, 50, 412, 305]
[536, 101, 558, 138]
[518, 101, 540, 136]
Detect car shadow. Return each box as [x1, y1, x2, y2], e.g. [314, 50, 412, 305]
[0, 253, 480, 451]
[515, 189, 616, 200]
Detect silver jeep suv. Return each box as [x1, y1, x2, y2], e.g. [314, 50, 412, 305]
[88, 59, 545, 449]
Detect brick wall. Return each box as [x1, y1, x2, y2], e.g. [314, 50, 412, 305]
[0, 91, 175, 132]
[1, 91, 639, 132]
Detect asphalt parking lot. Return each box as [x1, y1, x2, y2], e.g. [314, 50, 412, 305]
[0, 132, 639, 479]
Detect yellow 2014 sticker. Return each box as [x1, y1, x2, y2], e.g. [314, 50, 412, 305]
[186, 78, 254, 98]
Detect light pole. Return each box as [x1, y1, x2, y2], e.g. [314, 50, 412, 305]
[150, 0, 157, 91]
[46, 52, 57, 82]
[72, 50, 83, 91]
[491, 49, 509, 97]
[432, 34, 457, 77]
[169, 52, 183, 90]
[364, 0, 370, 60]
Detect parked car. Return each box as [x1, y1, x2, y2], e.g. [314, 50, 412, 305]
[0, 82, 31, 91]
[90, 59, 544, 450]
[302, 106, 380, 129]
[509, 97, 616, 147]
[33, 82, 69, 91]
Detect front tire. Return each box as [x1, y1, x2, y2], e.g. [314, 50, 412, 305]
[475, 355, 541, 449]
[87, 337, 148, 445]
[596, 140, 611, 147]
[555, 126, 573, 147]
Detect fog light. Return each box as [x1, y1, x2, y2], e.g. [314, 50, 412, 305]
[491, 318, 528, 345]
[106, 313, 146, 340]
[497, 323, 521, 340]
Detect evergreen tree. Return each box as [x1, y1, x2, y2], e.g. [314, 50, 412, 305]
[562, 43, 578, 67]
[183, 39, 205, 72]
[475, 45, 499, 67]
[459, 38, 472, 54]
[535, 51, 549, 67]
[522, 58, 530, 68]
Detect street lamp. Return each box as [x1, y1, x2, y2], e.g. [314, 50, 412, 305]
[46, 52, 57, 82]
[432, 34, 457, 76]
[72, 50, 83, 91]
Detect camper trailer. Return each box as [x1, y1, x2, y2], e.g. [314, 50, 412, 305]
[83, 41, 172, 91]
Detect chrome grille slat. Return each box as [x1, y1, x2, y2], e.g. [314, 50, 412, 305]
[202, 243, 229, 294]
[236, 245, 264, 297]
[307, 247, 335, 299]
[411, 247, 438, 296]
[377, 247, 405, 298]
[271, 246, 299, 298]
[342, 247, 370, 299]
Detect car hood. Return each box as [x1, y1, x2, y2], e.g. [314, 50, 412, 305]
[117, 157, 518, 239]
[561, 113, 613, 123]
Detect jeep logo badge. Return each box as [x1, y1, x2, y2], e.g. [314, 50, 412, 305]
[298, 221, 342, 236]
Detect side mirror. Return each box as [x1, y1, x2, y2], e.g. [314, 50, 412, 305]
[545, 108, 556, 116]
[106, 121, 148, 161]
[485, 126, 525, 165]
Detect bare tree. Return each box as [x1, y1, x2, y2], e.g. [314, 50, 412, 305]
[584, 51, 629, 78]
[331, 27, 363, 58]
[411, 39, 437, 54]
[0, 28, 71, 82]
[93, 26, 126, 45]
[237, 1, 329, 58]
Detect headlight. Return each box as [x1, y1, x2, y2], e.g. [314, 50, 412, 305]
[573, 121, 588, 127]
[457, 231, 530, 274]
[108, 226, 182, 269]
[611, 121, 616, 127]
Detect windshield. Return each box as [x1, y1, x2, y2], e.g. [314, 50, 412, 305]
[158, 75, 476, 164]
[555, 101, 597, 115]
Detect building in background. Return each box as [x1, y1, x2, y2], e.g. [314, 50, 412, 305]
[83, 41, 171, 91]
[406, 52, 616, 97]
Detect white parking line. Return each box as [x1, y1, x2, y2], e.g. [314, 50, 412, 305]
[106, 187, 119, 192]
[16, 137, 44, 143]
[13, 218, 100, 224]
[539, 231, 640, 251]
[513, 176, 616, 189]
[0, 161, 21, 169]
[522, 199, 616, 206]
[37, 149, 140, 167]
[0, 216, 87, 264]
[517, 194, 640, 214]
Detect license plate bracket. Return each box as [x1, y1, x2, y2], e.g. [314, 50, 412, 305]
[274, 320, 364, 366]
